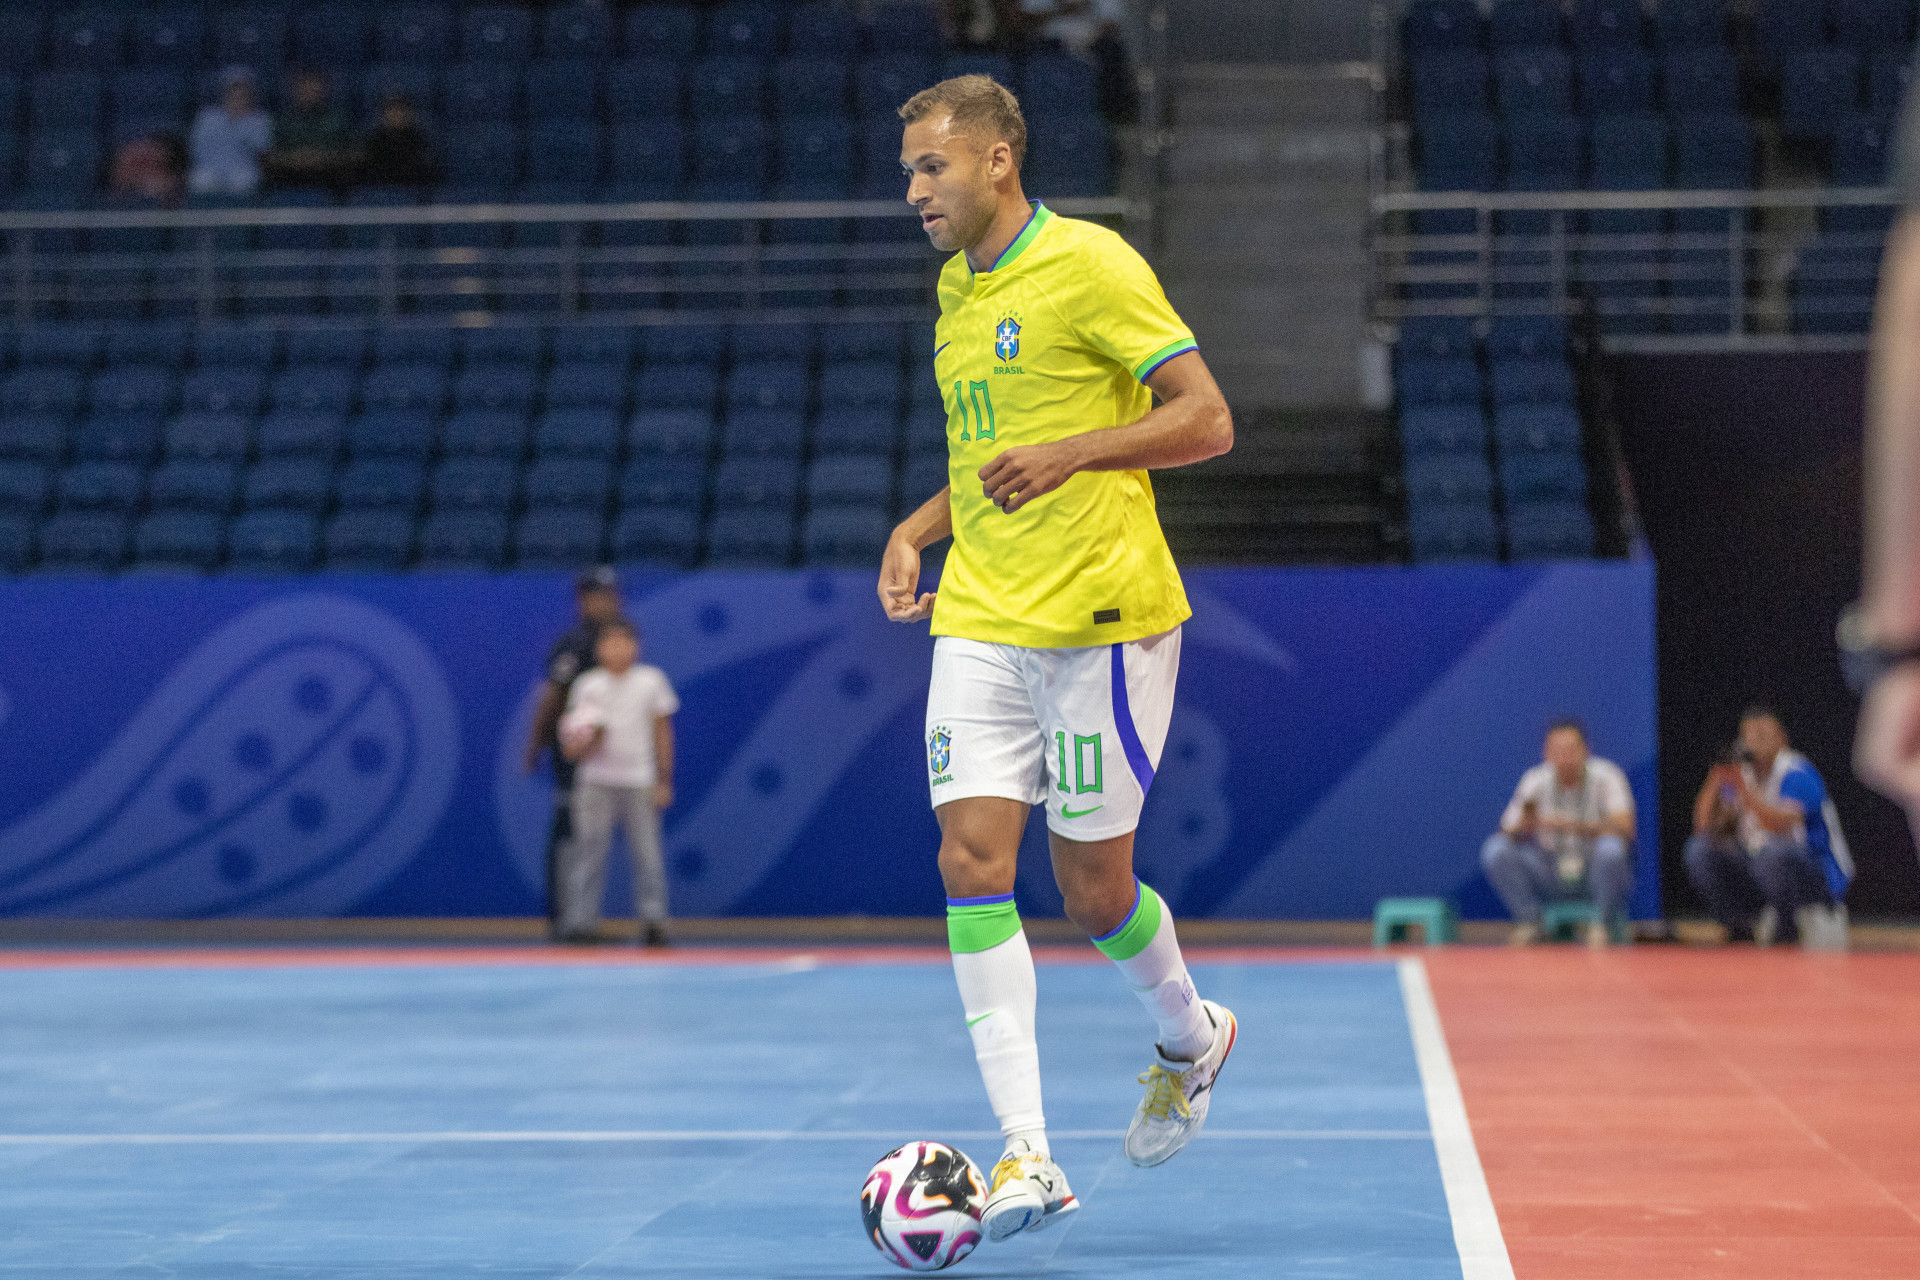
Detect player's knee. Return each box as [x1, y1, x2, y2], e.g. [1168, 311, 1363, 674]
[936, 831, 1012, 898]
[1054, 867, 1135, 938]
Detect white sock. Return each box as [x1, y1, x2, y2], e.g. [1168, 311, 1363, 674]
[950, 907, 1046, 1150]
[1092, 881, 1213, 1062]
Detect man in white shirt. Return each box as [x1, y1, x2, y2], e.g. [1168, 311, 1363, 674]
[1481, 720, 1637, 947]
[558, 617, 680, 946]
[189, 67, 273, 196]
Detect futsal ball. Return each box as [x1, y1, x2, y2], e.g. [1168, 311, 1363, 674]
[860, 1142, 988, 1271]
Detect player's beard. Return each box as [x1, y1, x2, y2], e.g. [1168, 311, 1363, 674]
[929, 184, 996, 254]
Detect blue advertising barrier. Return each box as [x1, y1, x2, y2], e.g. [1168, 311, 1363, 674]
[0, 561, 1656, 920]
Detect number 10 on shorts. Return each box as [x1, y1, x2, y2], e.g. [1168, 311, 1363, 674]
[1055, 731, 1104, 795]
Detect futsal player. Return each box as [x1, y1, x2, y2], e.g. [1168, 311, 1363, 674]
[875, 75, 1238, 1242]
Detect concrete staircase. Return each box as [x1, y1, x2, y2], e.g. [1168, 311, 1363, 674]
[1147, 63, 1401, 562]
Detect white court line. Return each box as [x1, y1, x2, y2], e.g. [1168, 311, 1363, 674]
[1397, 957, 1516, 1280]
[0, 1128, 1429, 1146]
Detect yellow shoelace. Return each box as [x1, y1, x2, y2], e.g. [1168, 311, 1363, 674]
[1136, 1064, 1193, 1121]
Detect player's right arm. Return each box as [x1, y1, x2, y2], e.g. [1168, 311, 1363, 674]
[523, 680, 565, 774]
[878, 486, 952, 622]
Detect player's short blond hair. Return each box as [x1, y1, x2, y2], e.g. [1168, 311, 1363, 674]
[898, 74, 1027, 170]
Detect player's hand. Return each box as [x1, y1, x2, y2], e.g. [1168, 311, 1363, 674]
[878, 532, 936, 622]
[1857, 663, 1920, 814]
[978, 441, 1079, 514]
[653, 783, 673, 811]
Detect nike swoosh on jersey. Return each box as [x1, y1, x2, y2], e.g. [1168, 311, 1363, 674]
[1061, 805, 1104, 819]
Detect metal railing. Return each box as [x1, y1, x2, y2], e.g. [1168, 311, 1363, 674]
[1371, 186, 1898, 348]
[0, 196, 1136, 327]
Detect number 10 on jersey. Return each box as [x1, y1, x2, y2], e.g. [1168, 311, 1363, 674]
[953, 380, 996, 442]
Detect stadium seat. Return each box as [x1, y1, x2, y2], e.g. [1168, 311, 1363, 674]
[636, 364, 721, 410]
[620, 455, 709, 508]
[606, 122, 685, 194]
[526, 121, 604, 185]
[713, 456, 800, 507]
[515, 506, 605, 567]
[1503, 113, 1582, 189]
[611, 504, 699, 565]
[788, 2, 859, 57]
[134, 510, 223, 571]
[211, 6, 290, 70]
[1868, 49, 1913, 117]
[359, 63, 438, 122]
[1658, 0, 1729, 46]
[165, 412, 252, 461]
[1025, 113, 1111, 198]
[550, 328, 635, 366]
[1401, 405, 1490, 456]
[813, 408, 898, 456]
[543, 3, 614, 62]
[1577, 48, 1654, 113]
[1780, 48, 1863, 142]
[89, 366, 177, 417]
[110, 69, 189, 133]
[705, 507, 795, 565]
[691, 57, 767, 120]
[857, 55, 938, 117]
[1587, 113, 1668, 190]
[723, 408, 807, 457]
[374, 328, 458, 368]
[641, 326, 726, 366]
[335, 458, 428, 509]
[104, 324, 189, 369]
[1569, 0, 1644, 47]
[454, 366, 538, 413]
[523, 457, 612, 508]
[1674, 113, 1755, 187]
[866, 1, 942, 55]
[379, 3, 455, 64]
[294, 2, 372, 68]
[36, 510, 129, 570]
[1395, 356, 1482, 406]
[775, 59, 851, 116]
[257, 411, 346, 460]
[30, 71, 104, 129]
[24, 129, 101, 192]
[348, 410, 437, 460]
[1496, 48, 1574, 115]
[1485, 315, 1568, 359]
[1489, 0, 1563, 46]
[431, 457, 519, 509]
[901, 454, 949, 509]
[72, 413, 162, 463]
[1505, 499, 1595, 558]
[1832, 114, 1895, 186]
[228, 510, 320, 571]
[537, 408, 622, 457]
[779, 115, 855, 187]
[1398, 316, 1480, 360]
[1404, 454, 1495, 505]
[441, 409, 530, 459]
[1501, 449, 1589, 502]
[0, 414, 71, 463]
[133, 7, 206, 66]
[418, 509, 510, 567]
[179, 370, 266, 417]
[1404, 0, 1484, 50]
[362, 363, 451, 414]
[943, 52, 1015, 85]
[463, 5, 536, 62]
[324, 508, 415, 570]
[269, 368, 358, 415]
[902, 406, 949, 457]
[807, 455, 893, 507]
[1416, 111, 1499, 190]
[545, 363, 627, 411]
[1832, 0, 1911, 48]
[605, 60, 683, 120]
[1662, 48, 1740, 114]
[245, 457, 333, 511]
[525, 60, 603, 123]
[1411, 52, 1492, 115]
[147, 459, 239, 512]
[0, 459, 50, 511]
[0, 510, 32, 570]
[727, 360, 808, 412]
[1408, 500, 1500, 560]
[193, 328, 279, 369]
[59, 460, 143, 511]
[1495, 403, 1585, 455]
[704, 2, 783, 58]
[1489, 358, 1577, 404]
[627, 409, 715, 457]
[444, 122, 523, 184]
[802, 505, 890, 565]
[820, 360, 904, 411]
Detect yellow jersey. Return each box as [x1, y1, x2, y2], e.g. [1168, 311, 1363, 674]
[928, 203, 1198, 650]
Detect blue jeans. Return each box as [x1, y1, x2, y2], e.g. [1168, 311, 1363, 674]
[1481, 832, 1633, 926]
[1684, 833, 1830, 943]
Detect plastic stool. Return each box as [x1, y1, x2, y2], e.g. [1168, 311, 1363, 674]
[1372, 897, 1458, 946]
[1541, 900, 1629, 943]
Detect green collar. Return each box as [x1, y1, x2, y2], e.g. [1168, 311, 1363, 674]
[973, 201, 1051, 276]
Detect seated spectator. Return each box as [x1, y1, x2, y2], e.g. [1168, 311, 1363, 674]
[1685, 707, 1853, 946]
[109, 132, 186, 206]
[266, 70, 355, 191]
[189, 66, 273, 196]
[358, 93, 440, 189]
[1018, 0, 1137, 120]
[1481, 720, 1636, 947]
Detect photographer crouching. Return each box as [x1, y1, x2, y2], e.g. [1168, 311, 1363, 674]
[1684, 707, 1853, 946]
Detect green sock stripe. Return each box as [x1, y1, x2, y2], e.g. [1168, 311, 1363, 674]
[947, 898, 1022, 954]
[1092, 882, 1164, 962]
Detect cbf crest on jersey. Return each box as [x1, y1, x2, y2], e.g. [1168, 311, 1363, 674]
[994, 314, 1021, 363]
[928, 724, 953, 780]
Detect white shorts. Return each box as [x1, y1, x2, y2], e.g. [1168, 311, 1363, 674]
[924, 627, 1181, 842]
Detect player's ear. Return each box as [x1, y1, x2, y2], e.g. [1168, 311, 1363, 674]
[987, 139, 1013, 183]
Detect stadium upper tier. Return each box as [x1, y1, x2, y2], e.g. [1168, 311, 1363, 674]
[0, 1, 1115, 201]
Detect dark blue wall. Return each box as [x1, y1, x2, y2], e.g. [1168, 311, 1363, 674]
[0, 563, 1656, 920]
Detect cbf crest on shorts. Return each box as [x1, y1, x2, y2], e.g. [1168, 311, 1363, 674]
[994, 314, 1021, 363]
[928, 724, 953, 783]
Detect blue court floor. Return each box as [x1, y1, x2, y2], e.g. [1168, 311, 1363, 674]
[0, 957, 1468, 1278]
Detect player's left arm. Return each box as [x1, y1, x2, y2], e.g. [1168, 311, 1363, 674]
[978, 351, 1232, 513]
[652, 715, 674, 810]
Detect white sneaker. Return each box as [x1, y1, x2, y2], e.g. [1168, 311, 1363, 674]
[1125, 999, 1238, 1168]
[980, 1139, 1079, 1243]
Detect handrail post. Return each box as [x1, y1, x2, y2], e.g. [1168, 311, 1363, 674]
[12, 228, 30, 324]
[1727, 204, 1746, 337]
[1477, 204, 1493, 317]
[560, 221, 581, 315]
[1549, 209, 1567, 320]
[195, 228, 216, 324]
[378, 226, 398, 320]
[744, 215, 763, 313]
